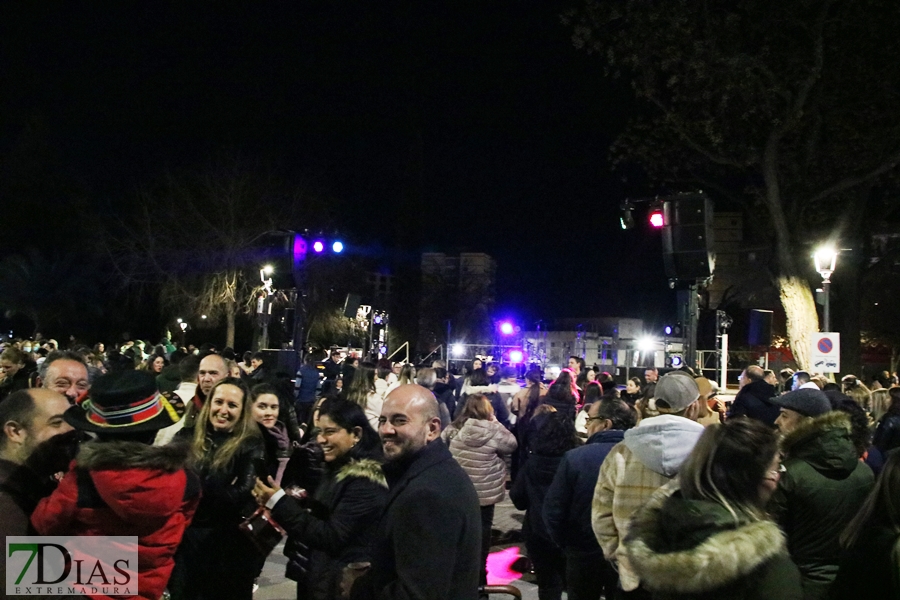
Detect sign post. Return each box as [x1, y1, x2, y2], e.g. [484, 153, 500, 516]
[810, 333, 840, 373]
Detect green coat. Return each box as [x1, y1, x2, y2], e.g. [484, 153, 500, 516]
[623, 490, 802, 600]
[767, 411, 875, 600]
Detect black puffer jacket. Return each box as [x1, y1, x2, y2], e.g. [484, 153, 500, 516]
[273, 455, 388, 600]
[873, 412, 900, 454]
[623, 490, 802, 600]
[767, 411, 875, 600]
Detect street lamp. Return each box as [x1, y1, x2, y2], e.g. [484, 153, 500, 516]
[814, 246, 837, 332]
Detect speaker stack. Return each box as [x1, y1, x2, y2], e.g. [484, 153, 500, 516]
[662, 194, 716, 282]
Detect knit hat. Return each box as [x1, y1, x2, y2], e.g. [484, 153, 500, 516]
[771, 387, 831, 418]
[654, 372, 700, 412]
[64, 370, 185, 433]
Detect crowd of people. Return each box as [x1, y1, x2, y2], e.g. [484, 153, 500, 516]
[0, 336, 898, 600]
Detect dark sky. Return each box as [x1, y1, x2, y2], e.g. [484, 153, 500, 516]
[2, 1, 676, 328]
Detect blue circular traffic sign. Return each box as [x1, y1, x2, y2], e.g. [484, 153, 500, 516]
[817, 338, 833, 353]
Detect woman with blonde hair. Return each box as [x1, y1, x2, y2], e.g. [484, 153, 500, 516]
[622, 418, 802, 599]
[342, 362, 384, 429]
[171, 377, 265, 600]
[871, 388, 891, 424]
[443, 394, 517, 590]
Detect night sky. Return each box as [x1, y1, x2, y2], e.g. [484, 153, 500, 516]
[2, 1, 677, 330]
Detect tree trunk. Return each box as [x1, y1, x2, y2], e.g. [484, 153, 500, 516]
[225, 299, 236, 349]
[777, 276, 818, 371]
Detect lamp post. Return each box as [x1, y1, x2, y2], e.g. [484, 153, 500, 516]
[814, 246, 837, 332]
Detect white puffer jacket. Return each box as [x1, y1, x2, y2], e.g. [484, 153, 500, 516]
[442, 418, 517, 506]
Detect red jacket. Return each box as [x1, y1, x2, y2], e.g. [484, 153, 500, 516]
[31, 441, 200, 600]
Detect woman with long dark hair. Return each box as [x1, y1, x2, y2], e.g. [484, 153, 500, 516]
[833, 449, 900, 598]
[171, 377, 265, 600]
[622, 418, 802, 599]
[513, 368, 547, 480]
[254, 398, 388, 600]
[510, 410, 580, 600]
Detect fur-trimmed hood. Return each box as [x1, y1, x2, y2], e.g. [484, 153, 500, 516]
[335, 457, 388, 488]
[779, 410, 858, 476]
[623, 491, 788, 594]
[77, 440, 191, 472]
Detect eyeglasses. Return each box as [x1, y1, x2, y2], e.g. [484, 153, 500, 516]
[586, 416, 605, 422]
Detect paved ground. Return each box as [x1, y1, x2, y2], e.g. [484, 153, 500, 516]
[256, 499, 543, 599]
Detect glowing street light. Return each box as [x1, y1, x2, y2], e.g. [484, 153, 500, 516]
[261, 264, 274, 276]
[814, 246, 838, 332]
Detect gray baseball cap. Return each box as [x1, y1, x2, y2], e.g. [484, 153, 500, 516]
[654, 371, 700, 412]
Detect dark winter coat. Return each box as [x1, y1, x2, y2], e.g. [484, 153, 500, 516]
[177, 427, 265, 527]
[273, 457, 388, 600]
[510, 452, 563, 544]
[31, 441, 201, 600]
[543, 429, 624, 551]
[297, 363, 321, 403]
[728, 380, 779, 426]
[873, 412, 900, 454]
[350, 439, 482, 600]
[0, 458, 57, 536]
[831, 525, 900, 600]
[767, 411, 875, 600]
[623, 490, 803, 600]
[169, 427, 267, 600]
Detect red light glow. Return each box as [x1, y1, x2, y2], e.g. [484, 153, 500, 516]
[649, 211, 665, 228]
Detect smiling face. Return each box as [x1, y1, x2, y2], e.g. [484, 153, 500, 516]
[316, 414, 360, 462]
[42, 359, 90, 405]
[252, 393, 280, 429]
[379, 387, 441, 462]
[625, 379, 640, 394]
[208, 383, 244, 433]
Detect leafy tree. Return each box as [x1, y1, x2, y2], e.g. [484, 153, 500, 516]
[108, 160, 322, 348]
[565, 0, 900, 369]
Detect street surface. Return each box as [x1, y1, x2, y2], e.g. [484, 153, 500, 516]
[255, 499, 542, 600]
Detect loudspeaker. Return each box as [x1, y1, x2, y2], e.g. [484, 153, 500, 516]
[343, 294, 362, 318]
[662, 195, 715, 281]
[748, 309, 773, 347]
